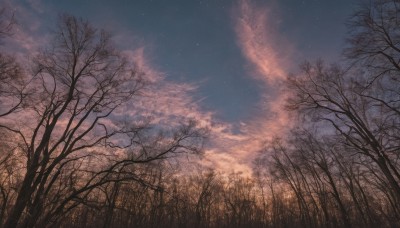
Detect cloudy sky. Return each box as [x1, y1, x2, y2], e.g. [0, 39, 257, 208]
[6, 0, 360, 174]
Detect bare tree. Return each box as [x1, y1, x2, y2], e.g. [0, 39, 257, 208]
[0, 7, 14, 40]
[286, 60, 400, 204]
[346, 0, 400, 81]
[0, 15, 205, 228]
[261, 2, 400, 227]
[0, 7, 25, 119]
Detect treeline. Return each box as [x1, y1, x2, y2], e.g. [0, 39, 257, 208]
[0, 0, 400, 227]
[266, 0, 400, 227]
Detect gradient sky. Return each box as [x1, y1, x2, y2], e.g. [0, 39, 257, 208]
[15, 0, 358, 121]
[7, 0, 361, 173]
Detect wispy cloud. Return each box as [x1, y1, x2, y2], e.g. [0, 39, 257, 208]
[2, 0, 49, 62]
[121, 48, 217, 130]
[235, 0, 289, 84]
[121, 0, 296, 175]
[121, 48, 260, 174]
[197, 0, 295, 175]
[2, 0, 295, 176]
[234, 0, 293, 138]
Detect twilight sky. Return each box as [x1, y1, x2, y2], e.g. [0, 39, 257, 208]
[6, 0, 360, 173]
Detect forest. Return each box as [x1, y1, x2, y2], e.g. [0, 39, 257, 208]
[0, 0, 399, 227]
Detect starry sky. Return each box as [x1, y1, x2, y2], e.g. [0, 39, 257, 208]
[7, 0, 361, 173]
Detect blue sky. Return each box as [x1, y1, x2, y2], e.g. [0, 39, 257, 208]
[17, 0, 358, 122]
[7, 0, 360, 173]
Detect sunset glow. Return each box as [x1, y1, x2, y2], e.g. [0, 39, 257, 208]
[4, 1, 395, 227]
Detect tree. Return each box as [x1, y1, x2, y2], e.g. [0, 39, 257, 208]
[0, 7, 27, 227]
[346, 0, 400, 80]
[285, 60, 400, 221]
[277, 1, 400, 226]
[0, 15, 205, 228]
[0, 7, 14, 40]
[258, 1, 400, 227]
[0, 7, 24, 118]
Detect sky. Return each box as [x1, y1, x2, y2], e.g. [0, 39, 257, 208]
[5, 0, 360, 174]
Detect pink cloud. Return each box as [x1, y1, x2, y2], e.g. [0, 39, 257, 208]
[119, 47, 261, 174]
[119, 0, 296, 175]
[119, 48, 217, 130]
[234, 0, 293, 138]
[0, 0, 295, 176]
[235, 0, 290, 84]
[2, 0, 49, 64]
[198, 0, 296, 175]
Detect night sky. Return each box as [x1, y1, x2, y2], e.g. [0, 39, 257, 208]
[7, 0, 361, 173]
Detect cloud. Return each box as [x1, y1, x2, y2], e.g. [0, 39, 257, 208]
[120, 47, 261, 175]
[1, 0, 294, 176]
[235, 0, 289, 84]
[116, 0, 296, 176]
[195, 0, 295, 175]
[234, 0, 293, 137]
[120, 48, 217, 130]
[2, 0, 49, 63]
